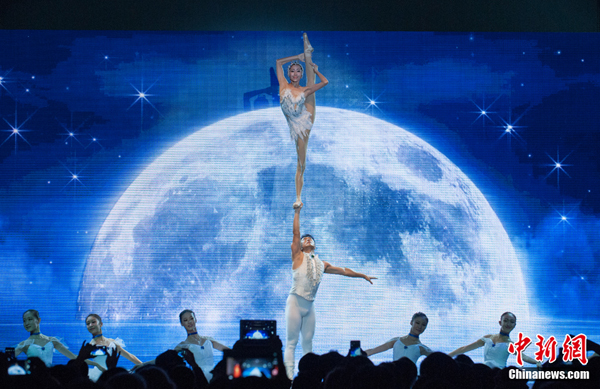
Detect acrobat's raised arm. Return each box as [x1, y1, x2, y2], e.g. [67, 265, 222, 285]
[323, 261, 376, 284]
[276, 54, 305, 89]
[303, 63, 328, 98]
[291, 205, 302, 258]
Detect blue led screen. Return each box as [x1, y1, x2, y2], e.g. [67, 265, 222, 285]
[1, 31, 599, 368]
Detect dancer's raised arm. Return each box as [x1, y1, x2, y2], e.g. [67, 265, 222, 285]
[302, 63, 328, 98]
[323, 262, 376, 284]
[448, 339, 485, 357]
[365, 339, 396, 356]
[276, 53, 305, 88]
[113, 342, 142, 365]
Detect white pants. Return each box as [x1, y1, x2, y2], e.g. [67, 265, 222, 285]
[284, 293, 316, 379]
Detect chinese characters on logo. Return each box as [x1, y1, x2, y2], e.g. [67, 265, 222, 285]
[508, 333, 587, 365]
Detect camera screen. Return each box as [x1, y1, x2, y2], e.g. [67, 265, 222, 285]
[242, 329, 271, 340]
[239, 320, 276, 340]
[7, 361, 28, 375]
[226, 356, 280, 379]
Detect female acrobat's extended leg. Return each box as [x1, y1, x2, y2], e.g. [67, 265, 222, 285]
[303, 33, 316, 123]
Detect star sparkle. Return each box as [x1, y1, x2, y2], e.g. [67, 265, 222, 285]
[0, 69, 14, 95]
[98, 54, 116, 70]
[85, 135, 104, 150]
[1, 100, 37, 154]
[363, 91, 386, 115]
[60, 160, 87, 194]
[550, 201, 579, 237]
[56, 113, 91, 148]
[544, 147, 572, 188]
[498, 122, 525, 143]
[573, 270, 588, 281]
[363, 68, 385, 116]
[470, 95, 502, 129]
[496, 104, 529, 147]
[128, 78, 163, 132]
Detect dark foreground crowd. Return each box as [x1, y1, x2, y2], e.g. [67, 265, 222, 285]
[2, 348, 599, 389]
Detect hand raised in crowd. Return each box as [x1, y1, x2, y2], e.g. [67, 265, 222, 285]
[179, 349, 198, 369]
[180, 349, 209, 387]
[76, 341, 98, 361]
[105, 348, 121, 370]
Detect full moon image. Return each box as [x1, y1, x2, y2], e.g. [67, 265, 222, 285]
[78, 107, 529, 356]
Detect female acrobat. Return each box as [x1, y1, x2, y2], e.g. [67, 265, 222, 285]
[276, 33, 329, 208]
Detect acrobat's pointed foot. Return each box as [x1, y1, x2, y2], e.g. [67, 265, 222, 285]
[303, 33, 314, 55]
[293, 200, 303, 209]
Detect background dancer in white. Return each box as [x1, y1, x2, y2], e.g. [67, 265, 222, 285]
[365, 312, 433, 364]
[174, 309, 230, 382]
[284, 203, 376, 378]
[84, 313, 143, 381]
[16, 309, 78, 367]
[448, 312, 542, 369]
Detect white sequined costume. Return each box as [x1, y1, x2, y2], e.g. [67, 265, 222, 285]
[280, 89, 313, 142]
[389, 337, 431, 364]
[481, 337, 510, 369]
[284, 252, 324, 378]
[176, 338, 216, 382]
[16, 338, 59, 367]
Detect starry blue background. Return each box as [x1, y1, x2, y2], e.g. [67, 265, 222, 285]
[1, 31, 599, 362]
